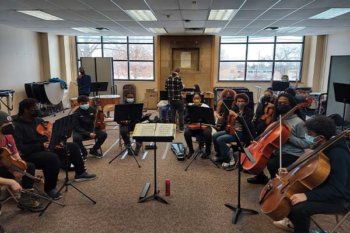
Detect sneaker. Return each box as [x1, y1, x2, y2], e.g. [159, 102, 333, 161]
[273, 218, 294, 232]
[247, 174, 269, 185]
[89, 149, 103, 158]
[222, 157, 236, 168]
[74, 172, 97, 182]
[45, 189, 63, 200]
[18, 192, 45, 212]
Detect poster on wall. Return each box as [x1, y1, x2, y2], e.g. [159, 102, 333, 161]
[172, 48, 199, 71]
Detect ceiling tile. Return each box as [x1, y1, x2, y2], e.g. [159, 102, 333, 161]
[234, 10, 265, 20]
[181, 10, 209, 20]
[211, 0, 246, 9]
[154, 10, 182, 20]
[179, 0, 211, 10]
[147, 0, 179, 10]
[109, 0, 149, 10]
[241, 0, 281, 10]
[259, 9, 295, 20]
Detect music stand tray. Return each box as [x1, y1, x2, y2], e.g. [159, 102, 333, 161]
[91, 82, 108, 96]
[133, 123, 176, 204]
[333, 82, 350, 130]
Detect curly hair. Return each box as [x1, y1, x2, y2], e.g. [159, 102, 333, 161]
[273, 93, 304, 120]
[18, 98, 37, 116]
[305, 115, 336, 140]
[220, 89, 236, 99]
[235, 93, 249, 103]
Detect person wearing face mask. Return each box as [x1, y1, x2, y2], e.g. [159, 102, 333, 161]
[253, 89, 276, 135]
[214, 89, 237, 131]
[247, 93, 311, 184]
[13, 98, 96, 200]
[273, 115, 350, 233]
[0, 111, 45, 212]
[120, 94, 150, 155]
[72, 95, 107, 160]
[77, 67, 91, 96]
[212, 93, 255, 169]
[184, 94, 212, 159]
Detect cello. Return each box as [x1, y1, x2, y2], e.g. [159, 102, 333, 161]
[240, 103, 308, 174]
[259, 129, 350, 221]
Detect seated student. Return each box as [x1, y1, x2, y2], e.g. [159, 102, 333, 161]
[72, 95, 107, 160]
[184, 94, 212, 159]
[13, 98, 96, 200]
[247, 93, 310, 184]
[214, 89, 236, 131]
[273, 115, 350, 233]
[253, 89, 275, 135]
[0, 111, 44, 212]
[212, 93, 255, 168]
[120, 94, 150, 155]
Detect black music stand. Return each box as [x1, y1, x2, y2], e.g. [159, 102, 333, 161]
[39, 115, 96, 216]
[185, 106, 219, 171]
[133, 123, 175, 204]
[224, 132, 258, 224]
[108, 103, 143, 167]
[333, 83, 350, 130]
[272, 81, 289, 92]
[91, 82, 108, 96]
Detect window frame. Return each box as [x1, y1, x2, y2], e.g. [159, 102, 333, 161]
[218, 36, 305, 82]
[76, 36, 155, 81]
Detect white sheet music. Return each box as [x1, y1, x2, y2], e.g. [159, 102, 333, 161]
[133, 123, 175, 137]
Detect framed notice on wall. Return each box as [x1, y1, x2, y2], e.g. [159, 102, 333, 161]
[172, 48, 199, 71]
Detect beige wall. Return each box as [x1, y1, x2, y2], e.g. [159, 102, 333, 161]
[159, 35, 213, 92]
[0, 25, 43, 115]
[320, 30, 350, 92]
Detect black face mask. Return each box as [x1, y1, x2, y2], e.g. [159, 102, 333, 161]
[1, 124, 15, 135]
[277, 105, 292, 114]
[31, 109, 40, 118]
[262, 96, 271, 103]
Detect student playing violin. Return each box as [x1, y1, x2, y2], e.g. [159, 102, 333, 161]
[212, 93, 255, 169]
[253, 89, 276, 135]
[0, 111, 45, 212]
[184, 94, 212, 159]
[12, 98, 96, 200]
[273, 115, 350, 233]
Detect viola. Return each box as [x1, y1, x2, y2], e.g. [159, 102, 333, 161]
[260, 102, 275, 125]
[0, 147, 41, 182]
[225, 113, 236, 135]
[188, 123, 209, 130]
[259, 129, 350, 221]
[93, 98, 106, 130]
[36, 121, 52, 141]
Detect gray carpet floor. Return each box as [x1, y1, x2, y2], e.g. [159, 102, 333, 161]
[0, 111, 346, 233]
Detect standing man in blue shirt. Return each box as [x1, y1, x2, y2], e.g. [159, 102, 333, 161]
[165, 67, 184, 131]
[77, 67, 91, 96]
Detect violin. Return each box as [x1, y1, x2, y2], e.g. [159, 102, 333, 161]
[226, 113, 236, 135]
[0, 147, 41, 182]
[36, 121, 52, 141]
[259, 129, 350, 221]
[93, 98, 106, 130]
[260, 102, 275, 125]
[188, 123, 209, 130]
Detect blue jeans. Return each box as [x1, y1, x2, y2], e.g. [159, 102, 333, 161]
[213, 130, 243, 160]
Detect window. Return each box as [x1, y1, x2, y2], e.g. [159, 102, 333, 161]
[219, 36, 304, 81]
[76, 36, 154, 80]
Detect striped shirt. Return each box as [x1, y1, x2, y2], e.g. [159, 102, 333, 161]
[165, 74, 183, 101]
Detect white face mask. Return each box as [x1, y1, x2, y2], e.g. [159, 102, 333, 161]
[305, 133, 317, 145]
[126, 98, 135, 103]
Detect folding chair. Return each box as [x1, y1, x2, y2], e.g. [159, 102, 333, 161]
[311, 211, 350, 233]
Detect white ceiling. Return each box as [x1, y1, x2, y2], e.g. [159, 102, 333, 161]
[0, 0, 350, 36]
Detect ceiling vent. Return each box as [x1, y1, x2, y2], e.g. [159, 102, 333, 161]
[184, 27, 204, 32]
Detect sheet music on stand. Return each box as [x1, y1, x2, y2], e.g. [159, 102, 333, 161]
[133, 123, 176, 142]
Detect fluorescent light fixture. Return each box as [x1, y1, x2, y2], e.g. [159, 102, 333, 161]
[310, 8, 350, 19]
[126, 10, 157, 21]
[148, 28, 167, 33]
[277, 27, 305, 33]
[208, 9, 236, 21]
[204, 28, 222, 33]
[72, 27, 99, 33]
[17, 10, 63, 20]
